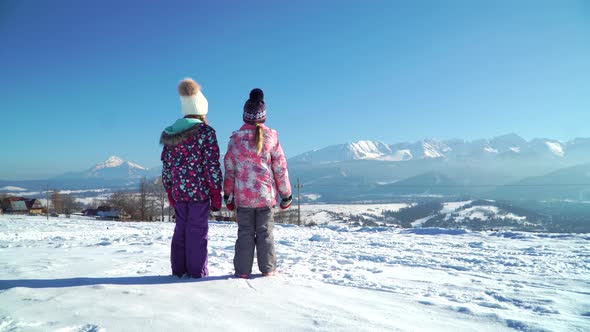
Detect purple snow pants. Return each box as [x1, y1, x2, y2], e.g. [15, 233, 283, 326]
[171, 201, 209, 278]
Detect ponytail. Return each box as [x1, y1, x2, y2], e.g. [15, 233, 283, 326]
[185, 114, 208, 126]
[255, 123, 264, 155]
[197, 115, 208, 126]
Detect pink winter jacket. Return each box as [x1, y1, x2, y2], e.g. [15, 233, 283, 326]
[223, 123, 291, 208]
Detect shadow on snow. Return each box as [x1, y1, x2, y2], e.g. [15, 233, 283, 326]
[0, 274, 235, 290]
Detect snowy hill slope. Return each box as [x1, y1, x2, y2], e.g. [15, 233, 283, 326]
[403, 200, 540, 230]
[489, 163, 590, 201]
[0, 216, 587, 331]
[296, 201, 547, 231]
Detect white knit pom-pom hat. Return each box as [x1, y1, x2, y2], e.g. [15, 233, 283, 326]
[178, 78, 208, 116]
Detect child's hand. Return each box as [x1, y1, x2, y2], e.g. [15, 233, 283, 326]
[224, 194, 235, 211]
[210, 193, 222, 212]
[167, 189, 175, 208]
[280, 195, 292, 209]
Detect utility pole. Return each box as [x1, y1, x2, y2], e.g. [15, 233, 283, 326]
[45, 185, 49, 221]
[296, 178, 303, 226]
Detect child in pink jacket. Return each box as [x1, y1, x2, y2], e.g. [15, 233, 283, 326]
[223, 88, 292, 278]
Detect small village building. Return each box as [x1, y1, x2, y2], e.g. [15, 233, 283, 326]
[82, 208, 98, 216]
[83, 205, 129, 220]
[25, 199, 44, 215]
[1, 197, 29, 214]
[97, 210, 120, 218]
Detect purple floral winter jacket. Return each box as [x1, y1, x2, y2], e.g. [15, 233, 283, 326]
[160, 120, 223, 205]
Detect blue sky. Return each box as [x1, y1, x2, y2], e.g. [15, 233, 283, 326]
[0, 0, 588, 180]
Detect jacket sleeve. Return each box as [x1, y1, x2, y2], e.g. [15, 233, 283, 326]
[223, 137, 236, 198]
[161, 147, 172, 190]
[270, 135, 292, 198]
[202, 127, 223, 199]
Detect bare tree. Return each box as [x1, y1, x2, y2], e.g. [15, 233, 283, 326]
[139, 178, 148, 221]
[275, 209, 297, 224]
[104, 179, 172, 222]
[139, 178, 165, 222]
[0, 193, 6, 213]
[89, 199, 100, 209]
[149, 177, 167, 222]
[50, 190, 63, 214]
[61, 194, 82, 215]
[109, 191, 137, 219]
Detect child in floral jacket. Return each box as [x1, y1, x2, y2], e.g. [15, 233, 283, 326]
[160, 78, 223, 278]
[224, 88, 292, 278]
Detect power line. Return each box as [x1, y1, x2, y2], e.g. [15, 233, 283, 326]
[298, 183, 590, 188]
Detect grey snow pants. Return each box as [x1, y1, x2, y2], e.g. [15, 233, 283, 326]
[234, 207, 276, 275]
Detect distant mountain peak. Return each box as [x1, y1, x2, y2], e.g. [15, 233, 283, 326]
[350, 139, 385, 146]
[127, 161, 147, 170]
[93, 156, 125, 170]
[106, 155, 123, 162]
[492, 133, 525, 141]
[421, 139, 451, 158]
[484, 147, 499, 154]
[346, 140, 392, 160]
[46, 156, 153, 181]
[91, 156, 147, 172]
[545, 141, 564, 157]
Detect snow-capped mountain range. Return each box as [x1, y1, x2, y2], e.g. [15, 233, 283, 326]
[2, 134, 589, 204]
[0, 156, 158, 198]
[287, 134, 590, 203]
[290, 134, 579, 164]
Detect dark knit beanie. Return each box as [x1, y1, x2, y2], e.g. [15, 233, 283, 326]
[243, 88, 267, 124]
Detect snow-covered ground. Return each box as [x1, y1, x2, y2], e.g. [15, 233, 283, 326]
[299, 203, 409, 226]
[298, 201, 531, 228]
[451, 206, 526, 223]
[0, 215, 588, 331]
[299, 203, 409, 216]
